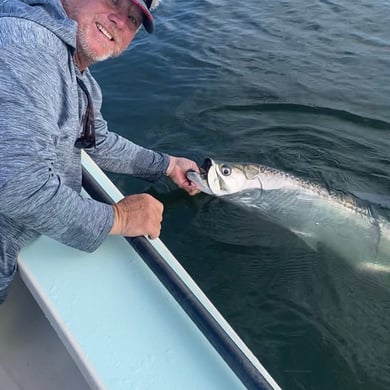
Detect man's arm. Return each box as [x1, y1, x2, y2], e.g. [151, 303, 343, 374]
[82, 70, 200, 194]
[0, 33, 114, 252]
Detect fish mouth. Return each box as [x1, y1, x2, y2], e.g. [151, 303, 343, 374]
[201, 158, 213, 174]
[198, 157, 213, 182]
[186, 158, 215, 195]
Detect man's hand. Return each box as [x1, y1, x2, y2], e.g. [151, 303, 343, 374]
[110, 194, 163, 239]
[166, 156, 200, 196]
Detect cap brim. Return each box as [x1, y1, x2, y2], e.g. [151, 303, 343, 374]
[131, 0, 154, 33]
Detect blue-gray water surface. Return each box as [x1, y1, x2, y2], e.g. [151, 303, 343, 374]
[92, 1, 390, 389]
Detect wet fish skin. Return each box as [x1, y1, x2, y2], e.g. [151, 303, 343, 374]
[187, 158, 390, 274]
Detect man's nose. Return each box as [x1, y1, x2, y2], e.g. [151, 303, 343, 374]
[108, 10, 128, 29]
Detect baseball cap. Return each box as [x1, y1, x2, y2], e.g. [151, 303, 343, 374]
[131, 0, 155, 33]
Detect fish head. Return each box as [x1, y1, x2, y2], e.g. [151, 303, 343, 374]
[208, 159, 263, 195]
[187, 158, 263, 196]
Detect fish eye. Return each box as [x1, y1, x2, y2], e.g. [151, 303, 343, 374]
[220, 165, 232, 176]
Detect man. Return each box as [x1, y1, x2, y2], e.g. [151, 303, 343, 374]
[0, 0, 200, 303]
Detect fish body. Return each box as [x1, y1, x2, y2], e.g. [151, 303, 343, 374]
[187, 159, 390, 273]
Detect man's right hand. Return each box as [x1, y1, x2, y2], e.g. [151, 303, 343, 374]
[109, 194, 163, 239]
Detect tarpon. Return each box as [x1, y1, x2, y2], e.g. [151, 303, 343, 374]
[187, 158, 390, 274]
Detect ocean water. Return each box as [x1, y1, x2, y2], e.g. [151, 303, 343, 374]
[92, 1, 390, 389]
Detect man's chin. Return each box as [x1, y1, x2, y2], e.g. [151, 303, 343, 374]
[91, 52, 114, 63]
[78, 37, 124, 66]
[93, 44, 126, 61]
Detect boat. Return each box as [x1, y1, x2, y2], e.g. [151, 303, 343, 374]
[0, 151, 280, 390]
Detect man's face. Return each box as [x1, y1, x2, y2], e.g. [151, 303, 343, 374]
[63, 0, 144, 69]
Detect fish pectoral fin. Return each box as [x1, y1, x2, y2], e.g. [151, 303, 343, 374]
[227, 189, 262, 205]
[291, 229, 320, 251]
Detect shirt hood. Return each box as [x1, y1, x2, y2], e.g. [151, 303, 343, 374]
[0, 0, 77, 50]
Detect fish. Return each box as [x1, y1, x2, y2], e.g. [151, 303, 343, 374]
[187, 158, 390, 274]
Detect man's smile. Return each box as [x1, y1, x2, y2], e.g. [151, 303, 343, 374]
[96, 22, 114, 41]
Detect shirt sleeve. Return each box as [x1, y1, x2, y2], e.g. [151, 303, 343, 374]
[0, 23, 114, 253]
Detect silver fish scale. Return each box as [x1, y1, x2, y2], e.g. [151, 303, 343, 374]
[213, 161, 389, 267]
[238, 163, 384, 224]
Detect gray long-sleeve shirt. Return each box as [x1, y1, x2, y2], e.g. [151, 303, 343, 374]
[0, 0, 169, 300]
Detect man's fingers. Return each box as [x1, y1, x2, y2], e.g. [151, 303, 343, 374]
[110, 193, 164, 238]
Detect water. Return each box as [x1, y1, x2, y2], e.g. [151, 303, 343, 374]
[92, 1, 390, 388]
